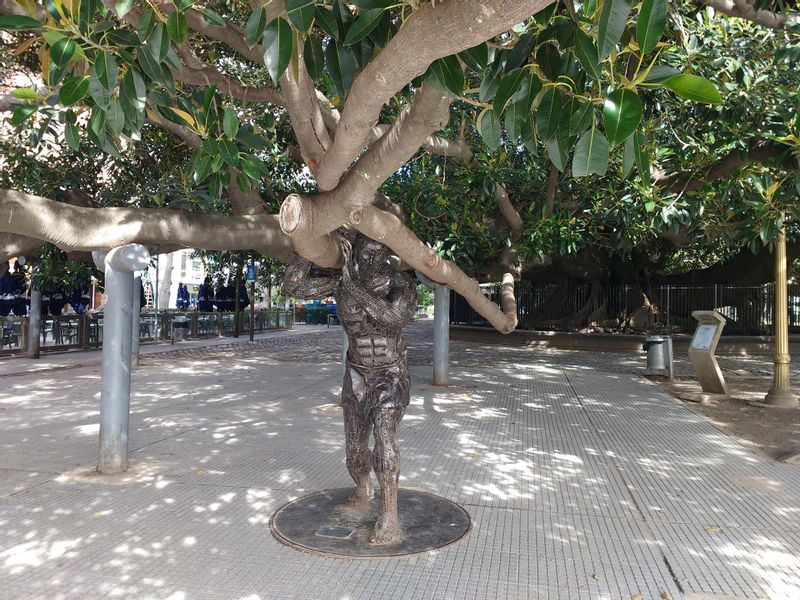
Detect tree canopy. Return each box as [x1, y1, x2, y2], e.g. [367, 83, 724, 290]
[0, 0, 798, 331]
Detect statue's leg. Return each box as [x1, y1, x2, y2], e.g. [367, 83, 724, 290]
[343, 403, 373, 506]
[370, 405, 405, 545]
[342, 366, 373, 506]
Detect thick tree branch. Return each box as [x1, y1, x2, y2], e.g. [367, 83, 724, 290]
[699, 0, 799, 29]
[146, 110, 202, 148]
[279, 84, 451, 245]
[653, 138, 796, 193]
[0, 189, 294, 262]
[494, 183, 524, 237]
[313, 0, 551, 191]
[227, 182, 266, 216]
[279, 44, 331, 171]
[354, 206, 517, 333]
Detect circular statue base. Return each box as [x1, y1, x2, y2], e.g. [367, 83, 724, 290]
[270, 488, 471, 558]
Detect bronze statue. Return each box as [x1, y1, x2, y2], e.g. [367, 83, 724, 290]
[284, 232, 417, 544]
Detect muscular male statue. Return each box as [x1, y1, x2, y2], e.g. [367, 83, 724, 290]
[284, 232, 417, 544]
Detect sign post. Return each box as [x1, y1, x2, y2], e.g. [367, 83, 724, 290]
[687, 310, 728, 404]
[246, 264, 257, 342]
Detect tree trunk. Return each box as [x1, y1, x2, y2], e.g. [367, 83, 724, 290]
[158, 252, 174, 310]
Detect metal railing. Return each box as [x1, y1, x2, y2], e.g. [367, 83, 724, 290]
[451, 282, 800, 335]
[0, 309, 294, 356]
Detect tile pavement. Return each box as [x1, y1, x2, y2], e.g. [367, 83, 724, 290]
[0, 322, 798, 599]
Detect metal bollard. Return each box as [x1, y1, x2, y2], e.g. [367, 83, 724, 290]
[432, 284, 450, 386]
[131, 274, 142, 367]
[28, 288, 41, 359]
[92, 245, 150, 474]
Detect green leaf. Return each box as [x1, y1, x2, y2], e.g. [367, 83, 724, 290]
[59, 75, 90, 106]
[220, 139, 240, 166]
[521, 117, 538, 155]
[65, 122, 81, 150]
[245, 8, 267, 47]
[192, 152, 212, 183]
[207, 173, 222, 198]
[198, 8, 226, 26]
[460, 43, 489, 73]
[662, 73, 723, 104]
[569, 100, 594, 135]
[597, 0, 632, 60]
[332, 0, 354, 39]
[240, 153, 269, 180]
[477, 107, 501, 149]
[115, 0, 135, 18]
[505, 32, 536, 71]
[504, 100, 526, 141]
[493, 68, 526, 115]
[544, 135, 567, 172]
[634, 130, 650, 183]
[237, 126, 270, 149]
[106, 98, 125, 135]
[88, 71, 111, 108]
[304, 36, 324, 80]
[145, 22, 170, 62]
[642, 64, 680, 83]
[326, 42, 356, 97]
[636, 0, 666, 55]
[535, 88, 563, 141]
[537, 44, 561, 82]
[263, 17, 293, 84]
[94, 52, 118, 90]
[11, 105, 37, 125]
[166, 10, 188, 45]
[11, 88, 38, 101]
[0, 15, 42, 29]
[427, 55, 464, 97]
[315, 5, 339, 40]
[622, 133, 635, 177]
[136, 8, 157, 42]
[137, 47, 163, 82]
[602, 88, 641, 146]
[574, 30, 601, 80]
[122, 68, 146, 111]
[222, 107, 239, 139]
[572, 125, 609, 176]
[286, 0, 315, 32]
[479, 64, 502, 103]
[343, 8, 383, 45]
[88, 107, 106, 139]
[50, 38, 77, 66]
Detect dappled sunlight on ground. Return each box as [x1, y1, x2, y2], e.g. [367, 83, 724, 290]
[0, 322, 798, 599]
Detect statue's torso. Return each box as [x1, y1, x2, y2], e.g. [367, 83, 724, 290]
[335, 272, 413, 368]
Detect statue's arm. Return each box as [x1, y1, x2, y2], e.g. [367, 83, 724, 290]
[283, 256, 339, 300]
[358, 271, 417, 327]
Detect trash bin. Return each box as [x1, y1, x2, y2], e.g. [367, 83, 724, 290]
[172, 316, 189, 343]
[644, 335, 672, 376]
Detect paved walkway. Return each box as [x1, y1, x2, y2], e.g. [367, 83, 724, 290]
[1, 323, 798, 599]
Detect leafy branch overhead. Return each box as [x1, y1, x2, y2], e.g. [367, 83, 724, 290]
[0, 0, 798, 332]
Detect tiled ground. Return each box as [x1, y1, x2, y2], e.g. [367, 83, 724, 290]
[1, 322, 798, 600]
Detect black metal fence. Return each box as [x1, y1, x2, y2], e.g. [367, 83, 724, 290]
[0, 309, 294, 356]
[451, 282, 800, 335]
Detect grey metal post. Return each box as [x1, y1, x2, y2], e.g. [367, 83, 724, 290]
[416, 271, 450, 386]
[342, 330, 349, 379]
[131, 274, 142, 367]
[92, 245, 150, 474]
[433, 284, 450, 386]
[28, 288, 41, 359]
